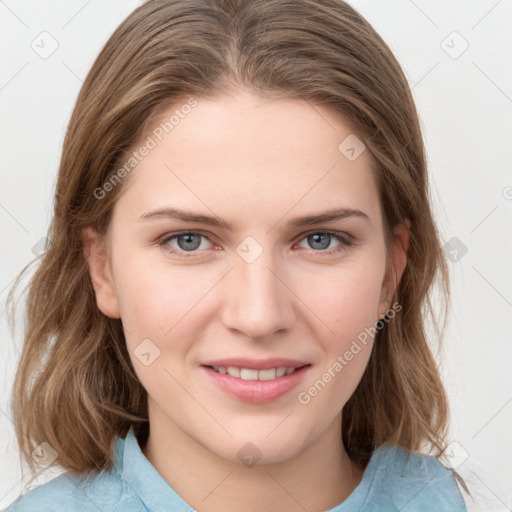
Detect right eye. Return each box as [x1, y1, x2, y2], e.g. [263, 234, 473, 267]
[157, 231, 215, 257]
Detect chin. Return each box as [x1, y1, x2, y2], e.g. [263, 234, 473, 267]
[207, 430, 310, 468]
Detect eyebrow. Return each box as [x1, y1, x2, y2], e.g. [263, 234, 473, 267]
[138, 206, 370, 229]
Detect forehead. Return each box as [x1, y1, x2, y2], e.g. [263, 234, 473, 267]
[113, 92, 381, 229]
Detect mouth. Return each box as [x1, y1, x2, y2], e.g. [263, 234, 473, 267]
[207, 365, 305, 380]
[200, 360, 312, 403]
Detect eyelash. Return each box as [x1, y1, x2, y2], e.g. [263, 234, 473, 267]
[157, 230, 353, 258]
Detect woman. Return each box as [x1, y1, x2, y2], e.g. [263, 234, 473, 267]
[5, 0, 470, 510]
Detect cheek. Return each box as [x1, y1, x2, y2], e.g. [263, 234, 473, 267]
[111, 250, 221, 399]
[296, 267, 381, 426]
[112, 249, 204, 341]
[111, 256, 197, 397]
[293, 254, 385, 410]
[113, 264, 168, 339]
[303, 256, 386, 344]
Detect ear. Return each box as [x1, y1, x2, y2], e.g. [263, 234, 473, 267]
[377, 219, 410, 319]
[82, 227, 121, 319]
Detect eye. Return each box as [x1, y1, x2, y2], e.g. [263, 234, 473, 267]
[158, 231, 214, 257]
[296, 231, 353, 255]
[157, 230, 353, 258]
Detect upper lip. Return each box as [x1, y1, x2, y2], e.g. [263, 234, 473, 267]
[201, 358, 311, 370]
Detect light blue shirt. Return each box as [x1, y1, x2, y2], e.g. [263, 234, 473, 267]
[3, 427, 467, 511]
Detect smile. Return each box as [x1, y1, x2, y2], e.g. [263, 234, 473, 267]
[210, 366, 298, 380]
[201, 362, 311, 403]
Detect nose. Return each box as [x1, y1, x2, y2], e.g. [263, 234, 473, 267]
[220, 247, 296, 341]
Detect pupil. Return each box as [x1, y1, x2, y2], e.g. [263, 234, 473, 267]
[179, 234, 201, 251]
[310, 233, 329, 250]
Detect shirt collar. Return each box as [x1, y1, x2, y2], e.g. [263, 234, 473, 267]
[113, 426, 384, 511]
[114, 426, 193, 511]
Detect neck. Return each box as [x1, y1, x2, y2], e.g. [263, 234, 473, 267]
[141, 403, 364, 512]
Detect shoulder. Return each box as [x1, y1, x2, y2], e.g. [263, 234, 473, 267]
[2, 468, 144, 512]
[363, 443, 467, 511]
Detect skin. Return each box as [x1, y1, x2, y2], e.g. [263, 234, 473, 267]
[83, 90, 408, 512]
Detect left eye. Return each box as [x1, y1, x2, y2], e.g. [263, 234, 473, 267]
[296, 231, 352, 253]
[158, 230, 352, 257]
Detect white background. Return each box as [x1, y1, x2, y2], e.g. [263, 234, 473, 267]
[1, 1, 511, 510]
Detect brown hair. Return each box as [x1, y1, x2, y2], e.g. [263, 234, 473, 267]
[7, 0, 469, 497]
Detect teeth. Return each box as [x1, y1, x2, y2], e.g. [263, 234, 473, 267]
[258, 368, 277, 380]
[240, 368, 259, 380]
[211, 366, 299, 380]
[276, 367, 287, 377]
[226, 366, 240, 378]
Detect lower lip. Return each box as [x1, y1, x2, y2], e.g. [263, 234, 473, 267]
[201, 365, 310, 403]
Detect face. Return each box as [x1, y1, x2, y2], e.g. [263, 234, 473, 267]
[84, 90, 407, 465]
